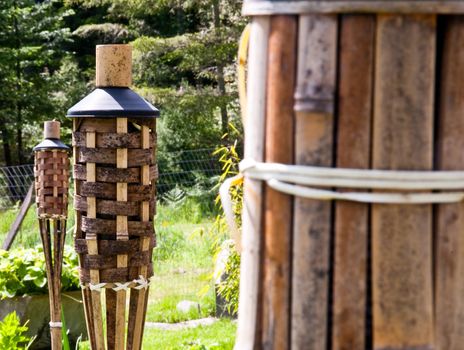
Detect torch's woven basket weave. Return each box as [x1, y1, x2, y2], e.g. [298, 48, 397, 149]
[72, 118, 157, 285]
[34, 150, 70, 219]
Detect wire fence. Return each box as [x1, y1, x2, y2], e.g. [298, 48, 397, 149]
[0, 148, 223, 210]
[157, 148, 222, 195]
[0, 148, 230, 323]
[0, 164, 35, 209]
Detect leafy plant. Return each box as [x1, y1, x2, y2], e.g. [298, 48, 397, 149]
[209, 140, 242, 316]
[61, 309, 71, 350]
[153, 227, 187, 262]
[0, 312, 35, 349]
[215, 248, 240, 315]
[0, 245, 80, 299]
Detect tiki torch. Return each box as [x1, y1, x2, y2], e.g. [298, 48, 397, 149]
[33, 120, 70, 350]
[66, 44, 158, 350]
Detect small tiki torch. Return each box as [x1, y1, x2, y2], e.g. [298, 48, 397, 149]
[33, 120, 70, 350]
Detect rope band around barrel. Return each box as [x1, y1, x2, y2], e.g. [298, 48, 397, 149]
[239, 158, 464, 203]
[220, 158, 464, 247]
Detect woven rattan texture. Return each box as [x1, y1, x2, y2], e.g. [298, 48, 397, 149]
[73, 118, 156, 285]
[34, 150, 70, 218]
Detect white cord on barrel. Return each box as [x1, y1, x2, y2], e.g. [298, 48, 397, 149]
[266, 179, 464, 204]
[219, 158, 464, 242]
[240, 158, 464, 190]
[237, 159, 464, 204]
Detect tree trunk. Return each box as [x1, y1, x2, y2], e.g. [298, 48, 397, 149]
[14, 0, 23, 165]
[0, 121, 21, 201]
[16, 105, 23, 165]
[212, 0, 228, 139]
[0, 122, 12, 166]
[217, 65, 228, 137]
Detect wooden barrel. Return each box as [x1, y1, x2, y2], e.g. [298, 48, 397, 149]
[238, 2, 464, 350]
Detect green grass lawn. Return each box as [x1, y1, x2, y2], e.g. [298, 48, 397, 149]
[0, 202, 76, 248]
[141, 319, 236, 350]
[148, 218, 216, 323]
[77, 320, 236, 350]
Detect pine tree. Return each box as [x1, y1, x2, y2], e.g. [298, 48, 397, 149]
[0, 0, 73, 165]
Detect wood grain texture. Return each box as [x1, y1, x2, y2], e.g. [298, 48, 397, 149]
[73, 164, 158, 183]
[39, 219, 65, 350]
[291, 14, 337, 350]
[80, 183, 152, 202]
[35, 142, 69, 350]
[115, 117, 128, 350]
[73, 131, 155, 149]
[435, 16, 464, 350]
[52, 219, 66, 350]
[78, 148, 152, 167]
[75, 238, 142, 255]
[73, 119, 96, 350]
[81, 251, 151, 269]
[242, 1, 464, 16]
[332, 14, 374, 350]
[81, 216, 153, 236]
[79, 264, 154, 284]
[86, 130, 105, 350]
[372, 14, 435, 350]
[234, 16, 270, 350]
[44, 120, 61, 139]
[74, 195, 155, 217]
[127, 124, 153, 350]
[261, 15, 296, 350]
[96, 44, 132, 87]
[106, 289, 116, 349]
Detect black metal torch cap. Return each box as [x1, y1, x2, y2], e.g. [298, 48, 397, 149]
[66, 87, 159, 118]
[33, 139, 70, 152]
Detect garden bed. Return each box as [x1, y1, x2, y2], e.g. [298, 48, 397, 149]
[0, 291, 86, 349]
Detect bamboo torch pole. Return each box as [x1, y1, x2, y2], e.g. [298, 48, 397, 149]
[234, 16, 270, 350]
[34, 121, 70, 350]
[261, 15, 297, 350]
[291, 14, 337, 350]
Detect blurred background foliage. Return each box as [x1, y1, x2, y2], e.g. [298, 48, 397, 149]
[0, 0, 245, 167]
[0, 0, 246, 325]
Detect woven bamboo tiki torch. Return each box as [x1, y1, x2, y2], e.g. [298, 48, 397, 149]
[66, 44, 159, 350]
[34, 120, 70, 350]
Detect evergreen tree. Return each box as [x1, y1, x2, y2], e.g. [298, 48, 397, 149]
[68, 0, 245, 154]
[0, 0, 74, 165]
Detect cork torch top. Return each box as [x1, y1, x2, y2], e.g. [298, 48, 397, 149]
[33, 121, 70, 151]
[66, 44, 159, 118]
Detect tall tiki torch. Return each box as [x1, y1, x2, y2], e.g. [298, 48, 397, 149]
[34, 120, 70, 350]
[67, 44, 158, 350]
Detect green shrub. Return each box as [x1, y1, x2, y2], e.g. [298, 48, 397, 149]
[153, 227, 187, 262]
[215, 249, 240, 316]
[0, 312, 35, 349]
[0, 246, 79, 298]
[211, 142, 242, 316]
[158, 185, 218, 225]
